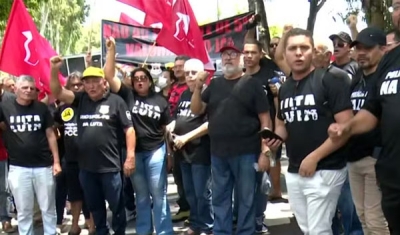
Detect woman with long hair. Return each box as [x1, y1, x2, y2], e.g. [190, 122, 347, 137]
[104, 39, 174, 235]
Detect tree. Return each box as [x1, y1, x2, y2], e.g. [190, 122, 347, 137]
[307, 0, 327, 33]
[248, 0, 272, 54]
[0, 0, 44, 39]
[74, 22, 102, 54]
[269, 25, 283, 38]
[345, 0, 392, 31]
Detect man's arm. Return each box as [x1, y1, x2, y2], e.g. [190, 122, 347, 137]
[103, 38, 122, 93]
[182, 122, 208, 142]
[274, 117, 288, 141]
[259, 112, 272, 153]
[349, 110, 378, 135]
[125, 127, 136, 161]
[50, 56, 75, 104]
[274, 26, 292, 76]
[191, 87, 207, 115]
[46, 127, 60, 165]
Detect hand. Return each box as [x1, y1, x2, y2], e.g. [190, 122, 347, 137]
[269, 83, 279, 96]
[346, 14, 357, 28]
[85, 51, 92, 64]
[283, 24, 293, 35]
[106, 37, 116, 51]
[123, 154, 136, 177]
[258, 153, 270, 172]
[50, 56, 63, 69]
[194, 71, 209, 89]
[173, 135, 189, 149]
[263, 138, 282, 152]
[327, 123, 350, 141]
[299, 154, 319, 177]
[167, 154, 173, 172]
[53, 162, 62, 176]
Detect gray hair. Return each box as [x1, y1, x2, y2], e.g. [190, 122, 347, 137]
[16, 75, 35, 85]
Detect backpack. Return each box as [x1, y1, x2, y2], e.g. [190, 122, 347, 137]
[309, 67, 332, 117]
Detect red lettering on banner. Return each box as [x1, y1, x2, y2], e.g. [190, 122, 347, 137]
[203, 25, 212, 36]
[204, 39, 211, 54]
[215, 37, 227, 53]
[120, 25, 130, 39]
[216, 20, 231, 34]
[103, 24, 112, 38]
[233, 18, 243, 33]
[112, 23, 121, 38]
[126, 43, 143, 55]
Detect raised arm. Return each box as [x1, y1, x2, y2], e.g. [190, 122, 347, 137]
[103, 37, 122, 93]
[50, 56, 75, 104]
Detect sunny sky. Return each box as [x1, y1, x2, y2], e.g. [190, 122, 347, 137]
[86, 0, 367, 41]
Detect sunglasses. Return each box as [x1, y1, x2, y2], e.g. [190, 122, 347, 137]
[334, 42, 345, 48]
[132, 75, 149, 82]
[185, 71, 198, 76]
[269, 43, 278, 48]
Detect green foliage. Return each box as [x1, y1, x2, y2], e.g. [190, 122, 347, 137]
[74, 22, 101, 54]
[0, 0, 88, 55]
[269, 25, 282, 38]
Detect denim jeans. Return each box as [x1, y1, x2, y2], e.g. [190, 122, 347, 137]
[181, 162, 213, 233]
[211, 154, 257, 235]
[8, 165, 56, 235]
[255, 172, 268, 227]
[131, 143, 174, 235]
[0, 160, 12, 222]
[332, 176, 364, 235]
[79, 170, 126, 235]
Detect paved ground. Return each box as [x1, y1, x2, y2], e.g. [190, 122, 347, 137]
[2, 157, 302, 234]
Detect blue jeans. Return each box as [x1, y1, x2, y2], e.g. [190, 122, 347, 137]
[181, 162, 213, 233]
[0, 160, 12, 222]
[211, 154, 257, 235]
[131, 143, 174, 235]
[79, 170, 126, 235]
[332, 176, 363, 235]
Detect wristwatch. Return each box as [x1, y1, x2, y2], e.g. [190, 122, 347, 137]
[263, 150, 272, 158]
[263, 150, 276, 167]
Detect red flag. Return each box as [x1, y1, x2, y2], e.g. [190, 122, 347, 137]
[119, 12, 142, 26]
[0, 0, 65, 94]
[117, 0, 213, 70]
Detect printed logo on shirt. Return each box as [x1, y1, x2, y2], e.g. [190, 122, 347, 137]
[380, 70, 400, 95]
[9, 115, 41, 133]
[280, 94, 318, 123]
[126, 111, 132, 120]
[61, 107, 74, 122]
[64, 123, 78, 136]
[132, 100, 161, 120]
[351, 90, 367, 111]
[99, 105, 110, 114]
[80, 106, 111, 127]
[177, 101, 194, 117]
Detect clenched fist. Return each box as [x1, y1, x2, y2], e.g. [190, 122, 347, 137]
[283, 24, 294, 35]
[346, 14, 357, 29]
[106, 37, 116, 51]
[194, 71, 209, 89]
[50, 56, 63, 69]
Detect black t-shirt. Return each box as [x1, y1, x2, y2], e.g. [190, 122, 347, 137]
[201, 75, 270, 157]
[254, 58, 286, 129]
[332, 59, 359, 76]
[72, 92, 133, 173]
[54, 104, 79, 162]
[117, 84, 170, 152]
[362, 45, 400, 188]
[174, 89, 210, 164]
[277, 69, 352, 173]
[0, 92, 54, 167]
[49, 103, 65, 161]
[347, 72, 381, 162]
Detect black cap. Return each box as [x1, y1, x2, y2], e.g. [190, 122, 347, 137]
[329, 31, 352, 44]
[350, 27, 386, 48]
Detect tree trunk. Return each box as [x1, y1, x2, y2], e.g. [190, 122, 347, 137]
[307, 0, 326, 34]
[255, 0, 271, 54]
[39, 3, 50, 36]
[248, 0, 255, 12]
[366, 0, 385, 30]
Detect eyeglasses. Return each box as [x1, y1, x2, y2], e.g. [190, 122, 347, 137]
[221, 51, 240, 59]
[185, 71, 198, 76]
[269, 43, 278, 48]
[132, 75, 149, 82]
[334, 42, 345, 48]
[71, 83, 83, 88]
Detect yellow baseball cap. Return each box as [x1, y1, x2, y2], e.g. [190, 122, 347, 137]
[82, 67, 104, 79]
[165, 62, 174, 69]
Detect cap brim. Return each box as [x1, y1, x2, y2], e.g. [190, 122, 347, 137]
[219, 46, 241, 53]
[329, 34, 339, 41]
[350, 39, 377, 48]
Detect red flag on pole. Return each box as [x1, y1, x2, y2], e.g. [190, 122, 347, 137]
[0, 0, 65, 94]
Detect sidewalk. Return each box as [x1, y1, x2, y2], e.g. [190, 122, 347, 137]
[3, 158, 302, 234]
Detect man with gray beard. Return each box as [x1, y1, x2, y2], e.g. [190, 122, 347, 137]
[191, 46, 272, 235]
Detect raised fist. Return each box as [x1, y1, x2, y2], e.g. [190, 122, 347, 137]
[50, 56, 63, 69]
[194, 71, 209, 89]
[106, 37, 116, 51]
[283, 24, 293, 35]
[346, 14, 357, 28]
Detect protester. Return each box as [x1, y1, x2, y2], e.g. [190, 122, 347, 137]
[345, 27, 390, 235]
[190, 45, 271, 235]
[313, 37, 334, 69]
[1, 76, 15, 93]
[104, 38, 174, 235]
[167, 58, 213, 235]
[50, 57, 136, 235]
[168, 55, 191, 223]
[265, 28, 354, 235]
[269, 37, 280, 60]
[0, 75, 61, 235]
[157, 69, 176, 100]
[329, 31, 359, 75]
[385, 29, 400, 52]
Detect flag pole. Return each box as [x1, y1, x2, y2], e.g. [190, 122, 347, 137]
[142, 41, 157, 68]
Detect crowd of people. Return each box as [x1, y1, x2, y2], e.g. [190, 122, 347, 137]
[1, 2, 400, 235]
